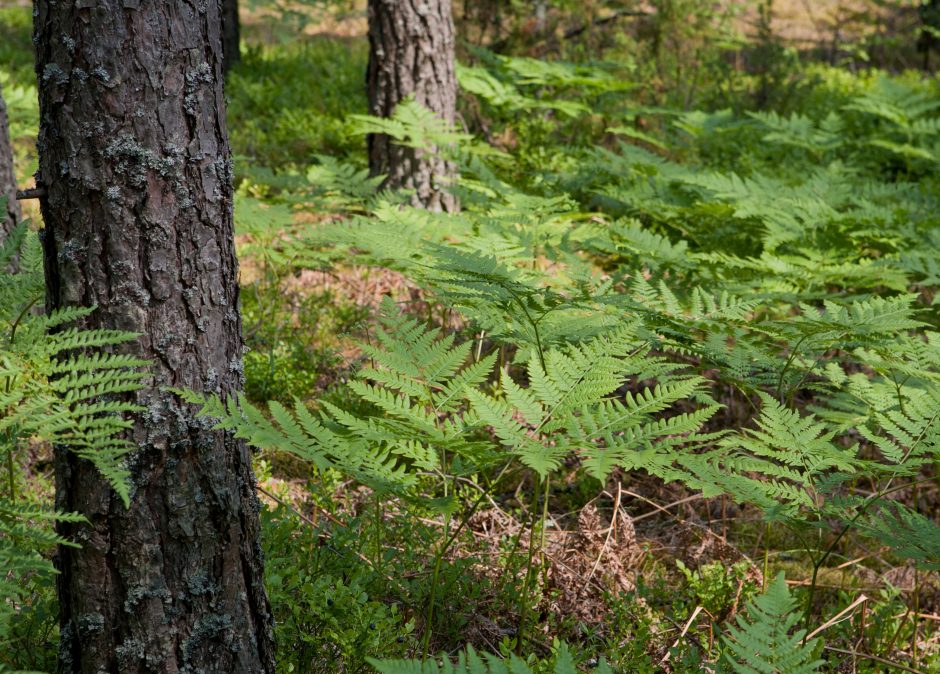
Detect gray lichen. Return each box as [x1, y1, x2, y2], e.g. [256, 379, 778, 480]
[186, 570, 217, 597]
[57, 239, 85, 265]
[184, 63, 214, 116]
[141, 399, 166, 428]
[113, 280, 152, 307]
[115, 638, 145, 666]
[76, 612, 105, 637]
[42, 63, 69, 85]
[228, 355, 246, 387]
[104, 135, 179, 188]
[181, 613, 232, 663]
[81, 120, 104, 138]
[58, 622, 75, 669]
[123, 584, 172, 614]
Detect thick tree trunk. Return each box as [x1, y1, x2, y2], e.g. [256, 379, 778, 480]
[222, 0, 241, 74]
[367, 0, 459, 212]
[33, 2, 275, 672]
[0, 82, 20, 240]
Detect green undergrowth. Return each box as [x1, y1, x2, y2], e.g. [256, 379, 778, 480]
[226, 38, 368, 170]
[219, 32, 940, 672]
[0, 6, 39, 180]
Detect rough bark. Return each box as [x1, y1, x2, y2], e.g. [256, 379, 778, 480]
[222, 0, 240, 74]
[0, 82, 21, 240]
[367, 0, 459, 212]
[33, 2, 275, 672]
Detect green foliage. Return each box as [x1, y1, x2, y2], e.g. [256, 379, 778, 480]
[677, 560, 757, 620]
[465, 324, 717, 482]
[724, 573, 823, 674]
[6, 4, 940, 669]
[350, 97, 478, 154]
[0, 225, 147, 504]
[211, 43, 940, 668]
[226, 39, 367, 168]
[0, 219, 148, 668]
[184, 297, 501, 499]
[188, 297, 716, 499]
[0, 6, 38, 179]
[370, 643, 609, 674]
[0, 570, 57, 673]
[261, 505, 412, 673]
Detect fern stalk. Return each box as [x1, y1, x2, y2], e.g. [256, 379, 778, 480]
[4, 430, 13, 504]
[516, 475, 548, 655]
[802, 471, 938, 635]
[422, 496, 452, 657]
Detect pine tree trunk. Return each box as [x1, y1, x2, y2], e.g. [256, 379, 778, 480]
[0, 82, 20, 240]
[33, 2, 275, 672]
[222, 0, 241, 73]
[367, 0, 459, 212]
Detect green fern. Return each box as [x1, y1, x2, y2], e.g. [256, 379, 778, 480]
[680, 394, 859, 516]
[0, 224, 147, 502]
[724, 573, 824, 674]
[467, 324, 717, 481]
[185, 297, 501, 502]
[188, 301, 715, 498]
[0, 222, 149, 660]
[369, 643, 609, 674]
[349, 97, 491, 160]
[858, 502, 940, 571]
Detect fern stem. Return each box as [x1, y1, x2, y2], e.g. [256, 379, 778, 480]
[803, 562, 821, 637]
[801, 471, 938, 639]
[5, 437, 14, 504]
[516, 474, 546, 656]
[373, 492, 383, 574]
[801, 403, 940, 635]
[422, 511, 450, 658]
[539, 476, 550, 584]
[762, 522, 769, 592]
[775, 333, 809, 403]
[505, 286, 545, 370]
[8, 296, 39, 346]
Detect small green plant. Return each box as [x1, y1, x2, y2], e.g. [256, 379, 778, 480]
[724, 573, 824, 674]
[676, 559, 757, 620]
[370, 642, 609, 674]
[261, 505, 412, 673]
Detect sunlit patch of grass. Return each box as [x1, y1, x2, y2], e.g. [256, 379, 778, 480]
[226, 37, 368, 169]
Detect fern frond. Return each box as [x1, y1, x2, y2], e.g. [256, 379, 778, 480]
[858, 502, 940, 570]
[724, 572, 823, 674]
[369, 643, 604, 674]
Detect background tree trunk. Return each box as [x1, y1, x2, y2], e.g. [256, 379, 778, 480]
[0, 82, 20, 241]
[33, 2, 275, 672]
[367, 0, 459, 212]
[222, 0, 241, 73]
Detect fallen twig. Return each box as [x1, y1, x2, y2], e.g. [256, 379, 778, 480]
[823, 646, 929, 674]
